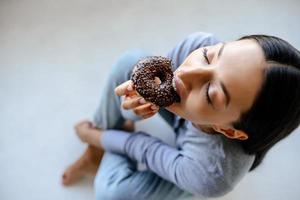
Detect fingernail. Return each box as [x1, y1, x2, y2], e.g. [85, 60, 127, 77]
[127, 85, 133, 91]
[139, 98, 146, 104]
[151, 105, 158, 110]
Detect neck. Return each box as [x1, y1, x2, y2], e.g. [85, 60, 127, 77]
[193, 123, 218, 135]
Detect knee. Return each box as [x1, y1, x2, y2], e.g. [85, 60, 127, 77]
[109, 49, 149, 84]
[115, 49, 149, 69]
[94, 160, 133, 200]
[95, 177, 129, 200]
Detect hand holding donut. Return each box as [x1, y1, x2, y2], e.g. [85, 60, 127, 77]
[115, 80, 160, 119]
[115, 56, 181, 119]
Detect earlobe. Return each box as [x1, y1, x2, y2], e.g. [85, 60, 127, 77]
[234, 130, 248, 140]
[212, 125, 248, 140]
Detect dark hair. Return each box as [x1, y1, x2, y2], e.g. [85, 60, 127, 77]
[232, 35, 300, 171]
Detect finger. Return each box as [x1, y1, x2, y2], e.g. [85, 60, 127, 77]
[125, 90, 140, 99]
[133, 104, 159, 116]
[142, 112, 157, 119]
[150, 104, 159, 111]
[125, 83, 138, 97]
[133, 104, 153, 116]
[122, 97, 147, 110]
[114, 80, 134, 96]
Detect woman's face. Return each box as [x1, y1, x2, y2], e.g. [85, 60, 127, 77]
[167, 39, 267, 127]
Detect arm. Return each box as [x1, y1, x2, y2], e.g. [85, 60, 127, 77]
[167, 32, 221, 69]
[101, 130, 232, 197]
[109, 33, 227, 196]
[115, 32, 219, 121]
[116, 32, 221, 121]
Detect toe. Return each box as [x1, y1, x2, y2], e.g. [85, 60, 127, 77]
[61, 165, 83, 186]
[62, 171, 71, 186]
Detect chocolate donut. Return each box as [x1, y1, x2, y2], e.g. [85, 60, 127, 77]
[131, 56, 180, 107]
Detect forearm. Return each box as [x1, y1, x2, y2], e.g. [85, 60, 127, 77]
[100, 130, 132, 154]
[100, 130, 194, 190]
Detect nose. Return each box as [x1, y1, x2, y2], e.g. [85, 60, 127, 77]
[176, 64, 214, 91]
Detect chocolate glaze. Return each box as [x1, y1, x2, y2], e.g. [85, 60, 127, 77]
[131, 56, 181, 107]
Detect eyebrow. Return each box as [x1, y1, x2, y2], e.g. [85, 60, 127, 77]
[220, 81, 230, 107]
[218, 43, 226, 59]
[217, 43, 231, 107]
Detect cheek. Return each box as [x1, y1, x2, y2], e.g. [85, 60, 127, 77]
[169, 94, 239, 125]
[168, 92, 224, 124]
[183, 93, 213, 123]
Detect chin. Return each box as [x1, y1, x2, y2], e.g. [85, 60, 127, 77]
[166, 105, 190, 121]
[166, 103, 180, 115]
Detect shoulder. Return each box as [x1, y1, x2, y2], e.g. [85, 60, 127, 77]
[179, 122, 254, 197]
[185, 32, 221, 45]
[167, 32, 221, 69]
[173, 31, 221, 51]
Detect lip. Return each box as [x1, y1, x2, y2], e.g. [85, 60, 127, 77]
[173, 74, 185, 100]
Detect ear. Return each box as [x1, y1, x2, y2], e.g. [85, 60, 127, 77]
[212, 125, 248, 140]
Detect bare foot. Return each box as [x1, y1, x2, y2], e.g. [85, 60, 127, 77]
[75, 119, 134, 142]
[62, 145, 104, 186]
[74, 120, 102, 147]
[62, 119, 134, 186]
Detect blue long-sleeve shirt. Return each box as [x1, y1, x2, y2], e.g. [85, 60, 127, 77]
[101, 32, 255, 198]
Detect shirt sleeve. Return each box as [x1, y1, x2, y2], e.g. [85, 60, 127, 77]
[166, 32, 221, 70]
[101, 130, 232, 197]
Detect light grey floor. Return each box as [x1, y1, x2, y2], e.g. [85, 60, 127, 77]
[1, 0, 300, 200]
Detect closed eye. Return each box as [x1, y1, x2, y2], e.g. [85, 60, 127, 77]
[202, 48, 210, 64]
[206, 82, 212, 105]
[203, 48, 212, 105]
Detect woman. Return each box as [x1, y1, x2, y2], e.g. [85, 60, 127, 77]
[62, 32, 300, 200]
